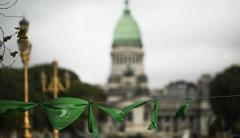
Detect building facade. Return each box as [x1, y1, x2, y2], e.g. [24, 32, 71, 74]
[105, 1, 213, 138]
[153, 76, 213, 138]
[107, 0, 149, 101]
[105, 0, 151, 137]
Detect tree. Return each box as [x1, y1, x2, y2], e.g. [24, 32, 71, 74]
[210, 65, 240, 134]
[0, 0, 22, 68]
[0, 63, 106, 135]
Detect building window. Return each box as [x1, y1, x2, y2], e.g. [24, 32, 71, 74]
[173, 118, 178, 132]
[144, 110, 148, 121]
[113, 57, 116, 65]
[127, 112, 133, 121]
[125, 82, 131, 87]
[139, 56, 142, 63]
[117, 56, 120, 64]
[165, 126, 170, 132]
[189, 116, 194, 122]
[118, 123, 125, 132]
[165, 116, 170, 122]
[158, 116, 162, 122]
[181, 116, 186, 121]
[124, 56, 127, 64]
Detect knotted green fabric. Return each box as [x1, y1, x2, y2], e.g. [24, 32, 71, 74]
[92, 100, 150, 137]
[175, 98, 191, 118]
[97, 105, 123, 122]
[120, 100, 150, 119]
[0, 97, 195, 137]
[43, 97, 88, 130]
[0, 100, 37, 114]
[88, 102, 99, 138]
[148, 100, 159, 130]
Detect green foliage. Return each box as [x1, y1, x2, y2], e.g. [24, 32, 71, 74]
[15, 28, 28, 39]
[3, 36, 12, 42]
[10, 51, 18, 57]
[210, 65, 240, 133]
[0, 64, 106, 132]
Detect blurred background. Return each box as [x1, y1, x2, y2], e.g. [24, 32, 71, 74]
[1, 0, 240, 137]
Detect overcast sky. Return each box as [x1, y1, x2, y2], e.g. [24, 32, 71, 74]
[1, 0, 240, 88]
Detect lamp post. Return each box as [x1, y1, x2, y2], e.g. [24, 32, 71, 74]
[41, 60, 70, 138]
[17, 17, 32, 138]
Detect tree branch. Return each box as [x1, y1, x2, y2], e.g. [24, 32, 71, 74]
[0, 1, 9, 6]
[0, 12, 22, 17]
[0, 0, 17, 10]
[0, 0, 20, 68]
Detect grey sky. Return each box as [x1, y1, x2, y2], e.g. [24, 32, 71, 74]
[2, 0, 240, 88]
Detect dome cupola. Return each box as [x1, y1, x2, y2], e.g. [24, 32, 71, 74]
[112, 0, 142, 48]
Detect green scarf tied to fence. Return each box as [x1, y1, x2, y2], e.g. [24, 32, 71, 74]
[0, 97, 188, 138]
[148, 99, 159, 130]
[0, 100, 37, 114]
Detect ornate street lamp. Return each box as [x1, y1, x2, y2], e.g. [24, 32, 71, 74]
[17, 17, 32, 138]
[40, 60, 71, 138]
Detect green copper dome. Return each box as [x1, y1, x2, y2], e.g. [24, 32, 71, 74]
[112, 0, 142, 48]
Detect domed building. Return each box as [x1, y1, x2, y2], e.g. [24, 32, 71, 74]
[105, 0, 152, 137]
[104, 1, 213, 138]
[107, 0, 149, 100]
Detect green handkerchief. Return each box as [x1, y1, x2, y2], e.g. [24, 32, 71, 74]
[0, 100, 37, 114]
[43, 97, 88, 130]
